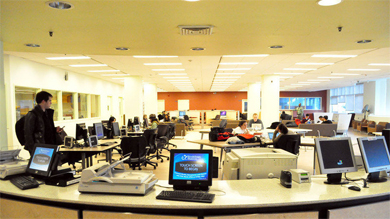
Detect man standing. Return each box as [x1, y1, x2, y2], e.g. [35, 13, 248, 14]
[24, 91, 62, 156]
[296, 103, 304, 120]
[248, 113, 264, 129]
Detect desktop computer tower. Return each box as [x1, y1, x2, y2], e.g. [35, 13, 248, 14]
[383, 129, 390, 151]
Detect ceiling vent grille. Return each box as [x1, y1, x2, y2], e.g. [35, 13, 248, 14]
[178, 25, 214, 35]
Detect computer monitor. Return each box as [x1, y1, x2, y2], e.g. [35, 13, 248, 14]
[220, 111, 227, 116]
[179, 111, 186, 117]
[75, 123, 88, 141]
[112, 122, 120, 137]
[357, 136, 390, 183]
[268, 132, 280, 139]
[127, 118, 133, 128]
[26, 144, 61, 178]
[169, 149, 213, 191]
[93, 123, 104, 140]
[314, 137, 358, 184]
[252, 123, 263, 130]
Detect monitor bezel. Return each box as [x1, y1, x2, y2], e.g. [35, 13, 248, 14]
[93, 122, 105, 140]
[314, 137, 358, 175]
[26, 144, 60, 177]
[168, 149, 213, 190]
[357, 136, 390, 174]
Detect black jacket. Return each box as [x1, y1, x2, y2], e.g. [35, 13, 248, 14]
[24, 105, 56, 154]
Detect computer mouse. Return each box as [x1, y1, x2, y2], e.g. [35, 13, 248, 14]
[348, 186, 361, 191]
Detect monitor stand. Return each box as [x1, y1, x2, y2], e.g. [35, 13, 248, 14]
[367, 172, 387, 183]
[324, 173, 349, 185]
[173, 185, 209, 191]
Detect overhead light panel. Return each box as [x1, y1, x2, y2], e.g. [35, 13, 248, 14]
[331, 73, 360, 76]
[274, 73, 303, 75]
[101, 73, 129, 76]
[46, 56, 90, 60]
[317, 0, 343, 6]
[223, 54, 269, 57]
[134, 56, 178, 58]
[295, 62, 334, 65]
[368, 63, 390, 66]
[348, 69, 380, 71]
[69, 64, 107, 67]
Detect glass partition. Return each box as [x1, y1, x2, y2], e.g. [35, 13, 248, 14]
[91, 94, 100, 118]
[15, 87, 38, 121]
[78, 93, 88, 119]
[62, 92, 74, 120]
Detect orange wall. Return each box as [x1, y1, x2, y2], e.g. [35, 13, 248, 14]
[158, 92, 247, 111]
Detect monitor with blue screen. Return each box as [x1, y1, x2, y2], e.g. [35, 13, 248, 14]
[169, 149, 213, 191]
[220, 111, 227, 116]
[268, 132, 280, 139]
[179, 111, 186, 117]
[94, 122, 104, 140]
[26, 144, 60, 177]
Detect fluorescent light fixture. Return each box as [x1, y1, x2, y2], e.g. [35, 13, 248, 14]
[133, 56, 178, 58]
[216, 73, 246, 75]
[163, 77, 189, 79]
[311, 54, 357, 58]
[223, 54, 269, 57]
[308, 79, 331, 81]
[185, 0, 200, 2]
[318, 76, 344, 79]
[348, 69, 380, 71]
[274, 73, 303, 75]
[368, 63, 390, 66]
[88, 70, 120, 72]
[69, 64, 107, 67]
[46, 56, 91, 60]
[217, 68, 251, 71]
[158, 73, 187, 75]
[144, 63, 182, 66]
[152, 69, 185, 71]
[219, 62, 258, 65]
[283, 68, 317, 71]
[101, 73, 129, 76]
[295, 62, 334, 65]
[214, 76, 241, 78]
[317, 0, 343, 6]
[298, 81, 320, 84]
[331, 73, 360, 76]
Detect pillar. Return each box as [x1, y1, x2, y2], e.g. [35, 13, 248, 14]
[247, 82, 261, 120]
[124, 76, 143, 121]
[261, 75, 280, 128]
[143, 83, 158, 116]
[0, 41, 7, 150]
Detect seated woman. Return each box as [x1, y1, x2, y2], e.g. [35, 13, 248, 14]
[163, 114, 170, 122]
[149, 114, 159, 129]
[107, 116, 116, 129]
[272, 123, 295, 145]
[232, 120, 250, 135]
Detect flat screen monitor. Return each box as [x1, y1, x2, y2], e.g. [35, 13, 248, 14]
[75, 123, 88, 141]
[112, 122, 120, 137]
[357, 136, 390, 182]
[26, 144, 60, 178]
[169, 149, 213, 191]
[252, 123, 263, 130]
[314, 137, 358, 184]
[268, 132, 280, 139]
[220, 111, 227, 116]
[179, 111, 186, 117]
[127, 118, 133, 128]
[93, 123, 104, 140]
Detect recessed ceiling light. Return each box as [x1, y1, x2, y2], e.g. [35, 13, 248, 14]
[219, 62, 258, 65]
[295, 62, 334, 65]
[317, 0, 342, 6]
[88, 70, 120, 72]
[331, 73, 360, 76]
[46, 56, 90, 60]
[217, 68, 251, 71]
[47, 1, 73, 10]
[69, 64, 107, 67]
[223, 54, 269, 57]
[283, 68, 317, 71]
[133, 56, 178, 58]
[25, 44, 40, 47]
[348, 69, 380, 71]
[185, 0, 200, 2]
[191, 47, 205, 51]
[318, 76, 344, 79]
[357, 40, 372, 44]
[274, 73, 303, 75]
[269, 45, 283, 49]
[115, 47, 129, 51]
[311, 54, 357, 58]
[144, 63, 182, 66]
[368, 63, 390, 66]
[101, 73, 129, 76]
[158, 73, 187, 75]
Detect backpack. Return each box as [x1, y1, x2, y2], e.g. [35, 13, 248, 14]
[236, 134, 256, 143]
[209, 127, 225, 141]
[15, 110, 37, 146]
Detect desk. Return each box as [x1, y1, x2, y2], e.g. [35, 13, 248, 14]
[199, 129, 210, 139]
[289, 128, 312, 137]
[60, 139, 119, 169]
[187, 139, 260, 168]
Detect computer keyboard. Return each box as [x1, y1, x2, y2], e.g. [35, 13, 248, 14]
[156, 190, 215, 203]
[10, 175, 40, 190]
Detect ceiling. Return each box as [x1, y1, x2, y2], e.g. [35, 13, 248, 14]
[2, 0, 389, 92]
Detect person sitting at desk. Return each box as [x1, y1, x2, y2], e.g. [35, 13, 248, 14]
[163, 114, 170, 122]
[301, 114, 312, 124]
[149, 115, 159, 129]
[107, 116, 116, 129]
[322, 115, 332, 124]
[280, 111, 288, 120]
[248, 113, 263, 129]
[272, 123, 295, 145]
[232, 121, 250, 135]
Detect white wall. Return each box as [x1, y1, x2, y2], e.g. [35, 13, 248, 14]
[0, 41, 8, 150]
[363, 81, 376, 115]
[4, 55, 124, 149]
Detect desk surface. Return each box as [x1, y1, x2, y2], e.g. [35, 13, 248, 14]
[187, 139, 260, 148]
[60, 139, 120, 152]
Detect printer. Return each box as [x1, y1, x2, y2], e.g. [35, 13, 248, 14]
[223, 148, 297, 180]
[0, 149, 29, 179]
[78, 156, 158, 195]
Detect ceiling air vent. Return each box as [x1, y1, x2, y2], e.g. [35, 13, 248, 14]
[178, 25, 214, 35]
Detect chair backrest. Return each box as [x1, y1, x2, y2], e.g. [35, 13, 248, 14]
[120, 136, 147, 158]
[157, 124, 169, 138]
[143, 129, 157, 153]
[275, 134, 300, 155]
[184, 115, 189, 120]
[219, 119, 227, 128]
[385, 123, 390, 129]
[286, 114, 292, 120]
[167, 123, 176, 139]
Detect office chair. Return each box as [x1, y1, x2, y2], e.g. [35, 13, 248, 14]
[184, 115, 194, 131]
[148, 124, 170, 162]
[274, 134, 300, 155]
[143, 128, 158, 169]
[166, 122, 177, 149]
[219, 119, 227, 128]
[120, 136, 149, 170]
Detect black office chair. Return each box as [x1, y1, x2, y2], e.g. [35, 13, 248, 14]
[166, 122, 177, 149]
[274, 134, 300, 155]
[134, 117, 140, 125]
[120, 136, 149, 170]
[219, 119, 227, 128]
[148, 124, 170, 162]
[184, 115, 194, 131]
[143, 128, 158, 169]
[268, 122, 280, 129]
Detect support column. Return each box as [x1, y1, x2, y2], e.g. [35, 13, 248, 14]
[143, 83, 158, 116]
[261, 75, 280, 129]
[124, 76, 143, 120]
[247, 82, 261, 120]
[0, 41, 7, 150]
